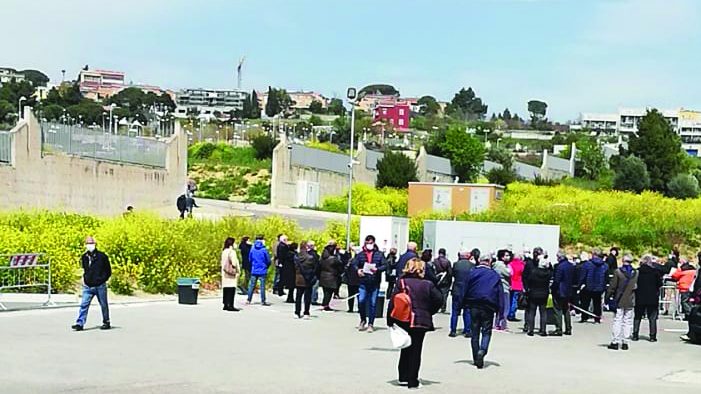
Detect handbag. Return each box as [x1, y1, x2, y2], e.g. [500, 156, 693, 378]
[389, 325, 412, 349]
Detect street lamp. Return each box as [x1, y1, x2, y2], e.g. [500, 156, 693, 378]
[18, 96, 26, 120]
[345, 87, 357, 250]
[109, 104, 116, 134]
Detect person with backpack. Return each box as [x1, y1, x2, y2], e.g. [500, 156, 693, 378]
[449, 249, 475, 338]
[432, 248, 453, 313]
[246, 235, 271, 306]
[633, 254, 663, 342]
[352, 235, 386, 332]
[607, 254, 638, 350]
[387, 258, 443, 389]
[294, 241, 319, 319]
[579, 248, 608, 323]
[221, 237, 240, 312]
[462, 254, 502, 369]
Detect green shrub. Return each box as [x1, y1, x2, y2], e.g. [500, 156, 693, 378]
[251, 135, 276, 160]
[486, 166, 518, 186]
[376, 150, 418, 188]
[667, 173, 700, 199]
[613, 156, 650, 193]
[246, 180, 271, 204]
[321, 184, 408, 216]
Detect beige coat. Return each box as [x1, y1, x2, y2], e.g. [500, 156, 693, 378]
[221, 247, 240, 288]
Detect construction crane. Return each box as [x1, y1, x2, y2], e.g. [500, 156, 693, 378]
[236, 56, 245, 90]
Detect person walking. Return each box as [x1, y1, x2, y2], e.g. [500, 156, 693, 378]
[462, 254, 502, 369]
[246, 235, 271, 306]
[352, 235, 386, 332]
[550, 251, 574, 336]
[633, 255, 663, 342]
[319, 242, 342, 311]
[449, 249, 475, 338]
[507, 252, 525, 322]
[607, 254, 639, 350]
[525, 255, 552, 337]
[433, 248, 453, 313]
[72, 236, 112, 331]
[493, 250, 512, 331]
[579, 248, 607, 323]
[221, 237, 241, 312]
[294, 241, 319, 319]
[238, 237, 252, 295]
[387, 258, 442, 389]
[385, 248, 399, 301]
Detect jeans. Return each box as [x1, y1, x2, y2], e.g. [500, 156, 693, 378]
[295, 286, 312, 316]
[612, 307, 634, 344]
[247, 275, 267, 303]
[358, 283, 379, 325]
[396, 322, 426, 389]
[553, 296, 572, 333]
[508, 290, 522, 319]
[450, 298, 471, 334]
[527, 302, 547, 334]
[347, 285, 359, 312]
[439, 286, 450, 312]
[495, 291, 510, 329]
[312, 281, 320, 304]
[634, 304, 659, 337]
[470, 306, 494, 361]
[76, 283, 110, 326]
[580, 290, 603, 322]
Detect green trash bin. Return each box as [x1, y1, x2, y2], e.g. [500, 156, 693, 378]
[177, 278, 200, 305]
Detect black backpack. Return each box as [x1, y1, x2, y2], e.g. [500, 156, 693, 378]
[176, 194, 187, 212]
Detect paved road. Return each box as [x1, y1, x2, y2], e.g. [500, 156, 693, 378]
[1, 295, 698, 394]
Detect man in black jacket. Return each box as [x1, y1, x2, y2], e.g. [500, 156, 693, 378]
[72, 236, 112, 331]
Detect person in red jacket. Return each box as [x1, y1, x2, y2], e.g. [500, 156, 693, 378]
[507, 253, 525, 321]
[672, 260, 698, 319]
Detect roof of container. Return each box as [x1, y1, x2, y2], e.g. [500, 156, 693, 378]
[409, 182, 504, 189]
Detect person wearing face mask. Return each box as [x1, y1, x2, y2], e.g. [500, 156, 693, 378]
[351, 235, 386, 332]
[72, 236, 112, 331]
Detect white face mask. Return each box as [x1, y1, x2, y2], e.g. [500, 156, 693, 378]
[86, 244, 96, 252]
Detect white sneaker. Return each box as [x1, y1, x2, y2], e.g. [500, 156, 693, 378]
[303, 314, 311, 320]
[358, 322, 368, 331]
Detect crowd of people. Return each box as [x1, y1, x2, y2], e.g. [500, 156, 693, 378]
[218, 234, 701, 388]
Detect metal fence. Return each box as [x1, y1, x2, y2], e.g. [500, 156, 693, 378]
[41, 122, 168, 168]
[0, 131, 12, 164]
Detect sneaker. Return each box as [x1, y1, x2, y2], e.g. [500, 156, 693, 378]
[475, 350, 485, 369]
[448, 331, 457, 338]
[303, 314, 311, 320]
[71, 324, 84, 331]
[463, 332, 472, 338]
[358, 322, 368, 331]
[621, 343, 629, 350]
[398, 381, 409, 387]
[607, 343, 619, 350]
[100, 323, 111, 330]
[680, 334, 691, 342]
[367, 325, 375, 333]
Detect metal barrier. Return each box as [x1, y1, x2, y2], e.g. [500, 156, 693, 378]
[0, 253, 54, 310]
[41, 121, 167, 168]
[660, 284, 681, 320]
[0, 131, 12, 163]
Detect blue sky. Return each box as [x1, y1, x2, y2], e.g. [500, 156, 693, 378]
[3, 0, 700, 121]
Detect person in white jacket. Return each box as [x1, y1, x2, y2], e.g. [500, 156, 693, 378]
[221, 237, 241, 311]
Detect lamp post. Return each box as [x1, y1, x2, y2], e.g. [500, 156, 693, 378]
[109, 104, 116, 134]
[345, 87, 357, 249]
[18, 96, 26, 120]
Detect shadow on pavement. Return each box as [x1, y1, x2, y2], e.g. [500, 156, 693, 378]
[386, 379, 441, 387]
[367, 347, 399, 352]
[454, 359, 501, 368]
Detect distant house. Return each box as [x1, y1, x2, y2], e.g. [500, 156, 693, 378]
[372, 99, 411, 132]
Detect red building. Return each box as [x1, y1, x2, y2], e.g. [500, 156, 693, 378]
[373, 100, 411, 131]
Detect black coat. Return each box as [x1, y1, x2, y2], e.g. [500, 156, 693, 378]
[319, 250, 342, 289]
[526, 266, 552, 304]
[278, 243, 296, 288]
[81, 250, 111, 287]
[239, 242, 252, 272]
[635, 264, 663, 306]
[387, 275, 443, 330]
[343, 252, 360, 286]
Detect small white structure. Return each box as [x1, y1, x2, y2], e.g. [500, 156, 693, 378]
[359, 216, 409, 253]
[422, 220, 560, 261]
[296, 180, 320, 208]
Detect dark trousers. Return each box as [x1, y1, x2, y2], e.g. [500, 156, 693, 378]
[387, 280, 396, 300]
[680, 292, 693, 317]
[634, 304, 659, 337]
[579, 290, 603, 322]
[222, 287, 236, 308]
[470, 306, 494, 361]
[439, 286, 450, 313]
[322, 287, 335, 307]
[397, 322, 427, 389]
[240, 269, 251, 294]
[347, 284, 359, 312]
[553, 296, 571, 333]
[295, 286, 312, 316]
[527, 301, 547, 334]
[286, 282, 295, 303]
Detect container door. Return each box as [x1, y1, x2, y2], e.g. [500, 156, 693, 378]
[307, 181, 320, 208]
[470, 188, 490, 213]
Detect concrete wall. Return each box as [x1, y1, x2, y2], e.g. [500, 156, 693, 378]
[0, 109, 187, 215]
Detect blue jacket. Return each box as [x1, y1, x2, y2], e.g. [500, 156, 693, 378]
[461, 265, 502, 313]
[396, 250, 418, 275]
[249, 240, 271, 276]
[580, 257, 607, 292]
[552, 258, 575, 298]
[451, 258, 475, 304]
[351, 248, 386, 286]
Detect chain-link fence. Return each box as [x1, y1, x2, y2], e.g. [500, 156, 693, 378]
[41, 122, 167, 168]
[0, 131, 12, 164]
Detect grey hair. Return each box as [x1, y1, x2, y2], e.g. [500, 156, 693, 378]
[622, 254, 634, 263]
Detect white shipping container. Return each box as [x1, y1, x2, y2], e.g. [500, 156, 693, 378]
[359, 216, 409, 253]
[422, 220, 560, 261]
